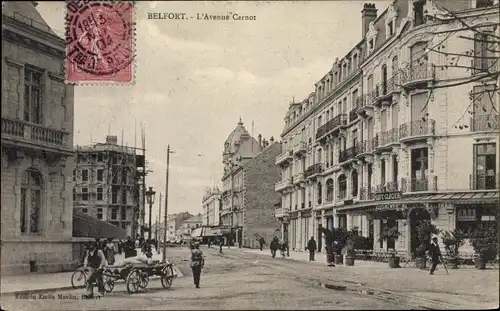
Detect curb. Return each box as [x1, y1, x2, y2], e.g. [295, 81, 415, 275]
[1, 266, 184, 297]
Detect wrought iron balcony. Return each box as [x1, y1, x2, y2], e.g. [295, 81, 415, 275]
[356, 93, 374, 115]
[275, 149, 293, 165]
[293, 142, 307, 156]
[275, 178, 292, 191]
[374, 181, 399, 193]
[470, 115, 499, 132]
[470, 174, 498, 190]
[1, 117, 71, 154]
[399, 119, 435, 142]
[377, 128, 399, 147]
[386, 74, 399, 94]
[339, 146, 358, 164]
[304, 163, 324, 179]
[316, 114, 347, 140]
[399, 64, 435, 87]
[400, 176, 438, 193]
[349, 108, 358, 123]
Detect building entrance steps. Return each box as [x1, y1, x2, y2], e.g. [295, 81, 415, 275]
[1, 251, 184, 296]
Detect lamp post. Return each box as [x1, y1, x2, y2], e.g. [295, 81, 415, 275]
[145, 186, 156, 241]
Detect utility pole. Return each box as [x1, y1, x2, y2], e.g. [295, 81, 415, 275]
[157, 193, 162, 244]
[230, 165, 234, 248]
[162, 145, 171, 262]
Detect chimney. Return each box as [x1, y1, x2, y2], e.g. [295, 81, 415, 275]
[361, 3, 377, 38]
[270, 136, 274, 143]
[258, 134, 262, 147]
[262, 139, 267, 148]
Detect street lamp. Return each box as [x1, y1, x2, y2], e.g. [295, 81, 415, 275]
[162, 145, 175, 262]
[145, 186, 156, 241]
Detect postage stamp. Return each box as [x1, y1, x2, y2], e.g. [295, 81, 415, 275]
[65, 0, 135, 84]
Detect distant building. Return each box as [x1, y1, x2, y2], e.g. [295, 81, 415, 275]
[1, 1, 75, 275]
[220, 118, 282, 248]
[179, 213, 203, 241]
[202, 187, 221, 226]
[155, 212, 193, 241]
[73, 135, 146, 238]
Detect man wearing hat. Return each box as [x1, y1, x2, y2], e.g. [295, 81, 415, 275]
[428, 236, 443, 275]
[190, 241, 205, 288]
[82, 241, 106, 298]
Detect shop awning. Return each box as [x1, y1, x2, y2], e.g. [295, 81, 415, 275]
[335, 191, 499, 214]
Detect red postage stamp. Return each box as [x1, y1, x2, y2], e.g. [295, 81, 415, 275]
[65, 1, 135, 84]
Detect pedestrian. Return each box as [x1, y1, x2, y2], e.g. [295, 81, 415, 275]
[104, 238, 116, 265]
[124, 236, 136, 258]
[258, 237, 265, 251]
[307, 237, 317, 261]
[270, 237, 278, 258]
[82, 241, 106, 298]
[219, 237, 224, 254]
[428, 237, 443, 275]
[190, 241, 205, 289]
[207, 239, 211, 248]
[279, 239, 286, 258]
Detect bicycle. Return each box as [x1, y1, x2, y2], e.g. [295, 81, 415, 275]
[71, 267, 115, 293]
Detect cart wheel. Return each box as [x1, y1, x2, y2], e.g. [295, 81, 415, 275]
[161, 265, 174, 289]
[71, 270, 86, 289]
[103, 270, 115, 293]
[126, 269, 140, 293]
[139, 271, 149, 289]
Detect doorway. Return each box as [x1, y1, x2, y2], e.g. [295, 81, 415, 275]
[409, 207, 431, 256]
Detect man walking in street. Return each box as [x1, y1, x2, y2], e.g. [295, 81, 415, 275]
[258, 237, 266, 251]
[307, 237, 317, 261]
[270, 237, 278, 258]
[190, 241, 205, 289]
[219, 237, 224, 254]
[429, 237, 443, 275]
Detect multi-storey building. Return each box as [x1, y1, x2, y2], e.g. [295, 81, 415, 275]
[73, 135, 146, 238]
[221, 119, 282, 248]
[202, 187, 221, 227]
[1, 1, 75, 275]
[179, 213, 203, 241]
[276, 0, 499, 256]
[160, 212, 193, 241]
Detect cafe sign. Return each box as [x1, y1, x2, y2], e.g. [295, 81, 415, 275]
[374, 191, 402, 201]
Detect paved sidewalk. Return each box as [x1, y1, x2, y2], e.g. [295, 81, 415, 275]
[1, 251, 183, 295]
[241, 248, 499, 309]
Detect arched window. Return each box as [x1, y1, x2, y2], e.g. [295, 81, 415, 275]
[20, 169, 43, 234]
[326, 179, 334, 202]
[351, 170, 359, 197]
[317, 182, 322, 204]
[338, 174, 347, 200]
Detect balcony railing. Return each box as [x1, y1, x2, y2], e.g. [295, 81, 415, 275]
[399, 64, 435, 86]
[357, 93, 374, 113]
[275, 207, 289, 218]
[293, 142, 307, 155]
[275, 149, 293, 165]
[374, 181, 399, 193]
[386, 74, 399, 94]
[304, 163, 324, 178]
[275, 178, 292, 191]
[339, 146, 358, 163]
[470, 115, 499, 132]
[399, 119, 435, 141]
[316, 114, 347, 139]
[400, 176, 437, 192]
[378, 128, 399, 147]
[470, 174, 498, 190]
[349, 108, 358, 123]
[2, 117, 70, 150]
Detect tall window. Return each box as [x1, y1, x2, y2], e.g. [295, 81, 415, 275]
[326, 179, 334, 202]
[24, 67, 43, 124]
[352, 89, 359, 109]
[380, 159, 386, 186]
[353, 54, 358, 70]
[473, 32, 494, 72]
[380, 109, 387, 132]
[473, 143, 496, 189]
[352, 129, 358, 148]
[82, 169, 89, 182]
[111, 208, 117, 220]
[97, 187, 103, 201]
[338, 175, 347, 199]
[413, 0, 426, 27]
[97, 169, 104, 181]
[97, 153, 104, 162]
[392, 56, 399, 76]
[342, 97, 347, 114]
[410, 42, 428, 66]
[472, 85, 498, 131]
[97, 208, 103, 220]
[367, 75, 374, 92]
[112, 187, 118, 204]
[82, 187, 89, 201]
[351, 171, 359, 197]
[121, 190, 127, 204]
[20, 169, 42, 234]
[392, 104, 399, 129]
[121, 207, 126, 220]
[410, 92, 428, 121]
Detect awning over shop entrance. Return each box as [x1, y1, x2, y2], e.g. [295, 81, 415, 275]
[335, 191, 499, 214]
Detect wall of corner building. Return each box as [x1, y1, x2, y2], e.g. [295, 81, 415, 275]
[242, 143, 283, 248]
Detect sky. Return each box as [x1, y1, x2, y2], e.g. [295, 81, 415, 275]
[36, 0, 391, 219]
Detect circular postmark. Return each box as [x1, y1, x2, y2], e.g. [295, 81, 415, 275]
[66, 1, 134, 76]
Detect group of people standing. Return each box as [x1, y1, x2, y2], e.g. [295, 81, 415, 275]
[269, 237, 289, 258]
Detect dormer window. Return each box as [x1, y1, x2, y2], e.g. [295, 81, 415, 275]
[369, 39, 374, 50]
[388, 21, 394, 36]
[385, 3, 397, 38]
[366, 22, 378, 54]
[413, 0, 426, 27]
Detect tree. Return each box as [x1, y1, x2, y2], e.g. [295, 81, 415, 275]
[394, 2, 499, 131]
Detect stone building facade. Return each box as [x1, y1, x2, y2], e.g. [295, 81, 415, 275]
[220, 119, 282, 248]
[1, 1, 75, 275]
[275, 0, 499, 256]
[202, 187, 221, 227]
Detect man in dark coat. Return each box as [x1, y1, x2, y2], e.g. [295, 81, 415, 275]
[258, 237, 266, 251]
[307, 237, 317, 261]
[428, 237, 442, 275]
[270, 237, 279, 258]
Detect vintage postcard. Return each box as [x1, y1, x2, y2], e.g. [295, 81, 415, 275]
[1, 0, 499, 310]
